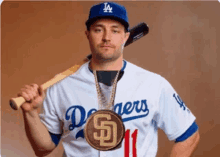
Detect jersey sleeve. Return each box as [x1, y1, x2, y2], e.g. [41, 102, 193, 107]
[175, 121, 198, 142]
[39, 87, 63, 134]
[156, 77, 196, 141]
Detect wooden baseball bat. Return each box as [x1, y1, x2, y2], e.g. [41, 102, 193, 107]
[9, 22, 149, 110]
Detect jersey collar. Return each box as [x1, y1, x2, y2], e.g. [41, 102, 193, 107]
[88, 60, 127, 73]
[87, 60, 127, 86]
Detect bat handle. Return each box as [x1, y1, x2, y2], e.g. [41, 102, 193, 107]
[9, 97, 26, 110]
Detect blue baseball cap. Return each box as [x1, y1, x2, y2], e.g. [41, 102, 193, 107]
[86, 2, 129, 31]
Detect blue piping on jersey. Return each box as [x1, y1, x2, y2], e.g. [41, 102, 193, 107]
[88, 60, 127, 73]
[121, 60, 127, 71]
[175, 121, 199, 143]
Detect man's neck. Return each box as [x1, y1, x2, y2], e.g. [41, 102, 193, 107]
[90, 56, 123, 71]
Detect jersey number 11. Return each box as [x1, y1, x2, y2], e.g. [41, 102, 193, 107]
[124, 129, 138, 157]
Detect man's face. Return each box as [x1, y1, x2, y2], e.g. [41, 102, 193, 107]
[85, 19, 130, 62]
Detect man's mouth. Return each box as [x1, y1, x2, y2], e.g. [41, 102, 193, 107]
[100, 44, 114, 48]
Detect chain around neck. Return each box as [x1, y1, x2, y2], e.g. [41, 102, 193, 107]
[93, 70, 120, 110]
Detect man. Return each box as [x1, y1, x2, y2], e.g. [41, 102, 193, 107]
[18, 2, 200, 157]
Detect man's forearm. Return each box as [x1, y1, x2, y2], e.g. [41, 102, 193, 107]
[22, 110, 56, 156]
[170, 131, 200, 157]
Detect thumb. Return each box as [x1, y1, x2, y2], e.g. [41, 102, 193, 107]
[38, 85, 45, 98]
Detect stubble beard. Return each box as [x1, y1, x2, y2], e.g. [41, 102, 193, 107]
[94, 48, 122, 63]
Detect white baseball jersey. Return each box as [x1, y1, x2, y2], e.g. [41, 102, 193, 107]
[39, 60, 196, 157]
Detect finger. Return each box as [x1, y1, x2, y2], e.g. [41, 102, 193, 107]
[28, 84, 40, 99]
[31, 84, 39, 91]
[26, 89, 36, 101]
[31, 84, 40, 96]
[18, 85, 38, 101]
[22, 87, 36, 101]
[21, 91, 31, 102]
[24, 85, 32, 90]
[30, 86, 38, 98]
[17, 88, 28, 97]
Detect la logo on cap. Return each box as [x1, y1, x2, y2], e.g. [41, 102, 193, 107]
[103, 2, 113, 13]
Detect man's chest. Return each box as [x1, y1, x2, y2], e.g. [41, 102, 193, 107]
[56, 84, 159, 140]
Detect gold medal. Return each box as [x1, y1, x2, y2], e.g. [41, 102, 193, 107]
[84, 110, 125, 151]
[84, 70, 125, 151]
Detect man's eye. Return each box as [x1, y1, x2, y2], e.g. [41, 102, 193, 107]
[95, 29, 101, 32]
[113, 30, 119, 33]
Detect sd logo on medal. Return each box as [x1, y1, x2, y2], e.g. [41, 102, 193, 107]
[84, 110, 125, 151]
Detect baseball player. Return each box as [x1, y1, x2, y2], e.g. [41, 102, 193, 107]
[18, 2, 200, 157]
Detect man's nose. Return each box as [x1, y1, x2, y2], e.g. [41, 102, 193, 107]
[102, 30, 111, 42]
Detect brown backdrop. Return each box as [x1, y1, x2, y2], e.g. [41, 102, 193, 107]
[1, 1, 220, 157]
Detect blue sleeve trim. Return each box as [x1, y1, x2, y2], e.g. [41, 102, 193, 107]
[49, 131, 62, 146]
[175, 121, 199, 143]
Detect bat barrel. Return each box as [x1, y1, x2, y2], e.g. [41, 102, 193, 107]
[125, 22, 149, 47]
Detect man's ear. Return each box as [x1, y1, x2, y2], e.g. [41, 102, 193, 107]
[124, 32, 130, 45]
[85, 30, 89, 40]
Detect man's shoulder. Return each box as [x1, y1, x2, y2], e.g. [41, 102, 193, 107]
[47, 61, 92, 91]
[125, 60, 163, 81]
